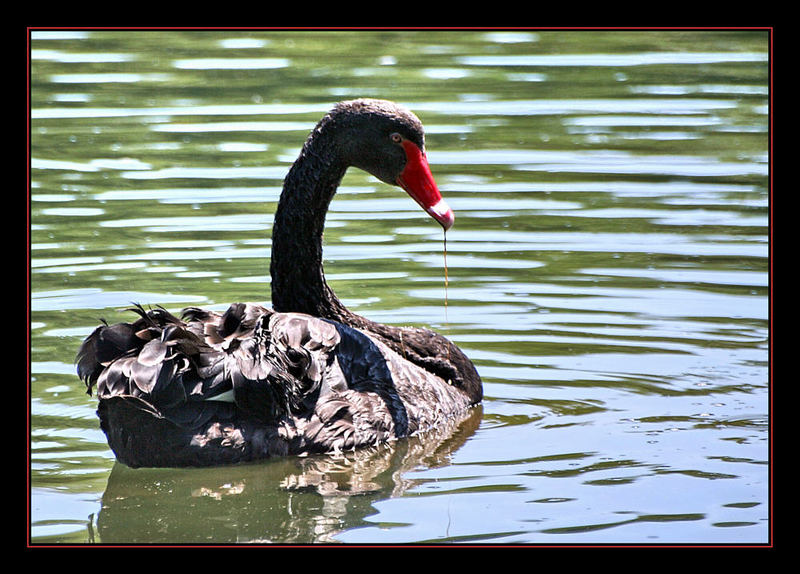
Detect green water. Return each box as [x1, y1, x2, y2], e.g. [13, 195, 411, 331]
[29, 29, 770, 544]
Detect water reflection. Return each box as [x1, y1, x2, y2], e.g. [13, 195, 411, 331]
[95, 407, 482, 543]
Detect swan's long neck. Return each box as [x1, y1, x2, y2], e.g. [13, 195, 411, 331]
[269, 115, 483, 403]
[270, 130, 351, 320]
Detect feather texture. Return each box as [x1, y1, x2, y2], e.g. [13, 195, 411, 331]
[77, 303, 474, 467]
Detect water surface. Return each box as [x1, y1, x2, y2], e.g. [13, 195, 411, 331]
[29, 29, 770, 545]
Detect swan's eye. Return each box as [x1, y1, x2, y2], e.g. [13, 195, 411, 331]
[390, 133, 403, 144]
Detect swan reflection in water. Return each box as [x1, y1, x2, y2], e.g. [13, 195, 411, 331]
[94, 405, 482, 544]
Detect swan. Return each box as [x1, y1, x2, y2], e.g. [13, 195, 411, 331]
[76, 99, 482, 468]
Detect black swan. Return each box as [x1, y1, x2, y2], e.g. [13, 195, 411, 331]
[76, 99, 482, 468]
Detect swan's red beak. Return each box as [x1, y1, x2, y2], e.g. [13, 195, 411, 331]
[396, 141, 454, 231]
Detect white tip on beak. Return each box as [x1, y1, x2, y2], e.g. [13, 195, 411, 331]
[426, 198, 454, 231]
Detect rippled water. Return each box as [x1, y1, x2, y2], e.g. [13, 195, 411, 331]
[29, 29, 770, 545]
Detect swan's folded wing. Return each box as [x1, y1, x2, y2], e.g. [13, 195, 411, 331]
[76, 304, 344, 425]
[300, 388, 396, 453]
[228, 312, 341, 420]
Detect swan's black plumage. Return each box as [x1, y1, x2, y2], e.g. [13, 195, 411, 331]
[76, 99, 482, 468]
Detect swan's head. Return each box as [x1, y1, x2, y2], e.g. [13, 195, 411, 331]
[325, 99, 454, 231]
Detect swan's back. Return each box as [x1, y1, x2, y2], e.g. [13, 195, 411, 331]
[76, 304, 473, 467]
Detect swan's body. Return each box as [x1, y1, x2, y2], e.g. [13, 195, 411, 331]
[77, 99, 482, 468]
